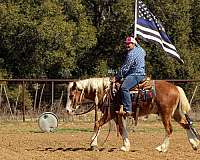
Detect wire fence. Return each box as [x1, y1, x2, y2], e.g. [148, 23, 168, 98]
[0, 79, 200, 122]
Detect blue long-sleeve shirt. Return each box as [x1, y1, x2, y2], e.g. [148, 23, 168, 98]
[116, 45, 146, 80]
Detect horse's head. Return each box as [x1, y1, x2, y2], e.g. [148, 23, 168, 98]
[66, 81, 83, 115]
[66, 77, 112, 115]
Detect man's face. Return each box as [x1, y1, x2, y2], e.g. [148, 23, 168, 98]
[126, 43, 135, 51]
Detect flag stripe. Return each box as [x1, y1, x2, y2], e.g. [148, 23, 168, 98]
[137, 18, 171, 43]
[136, 30, 177, 55]
[136, 25, 177, 51]
[136, 29, 181, 59]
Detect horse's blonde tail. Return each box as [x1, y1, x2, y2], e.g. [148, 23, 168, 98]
[176, 86, 191, 116]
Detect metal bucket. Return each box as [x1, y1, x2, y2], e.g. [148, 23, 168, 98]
[38, 112, 58, 132]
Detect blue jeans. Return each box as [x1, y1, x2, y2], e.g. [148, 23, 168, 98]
[121, 75, 145, 112]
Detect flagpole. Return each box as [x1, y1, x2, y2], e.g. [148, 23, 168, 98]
[134, 0, 138, 39]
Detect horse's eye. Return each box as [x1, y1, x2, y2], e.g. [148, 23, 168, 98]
[69, 95, 74, 99]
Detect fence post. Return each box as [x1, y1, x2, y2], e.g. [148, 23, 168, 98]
[33, 83, 39, 112]
[51, 81, 54, 111]
[22, 81, 25, 122]
[190, 85, 198, 106]
[0, 84, 2, 107]
[38, 84, 45, 113]
[3, 85, 13, 119]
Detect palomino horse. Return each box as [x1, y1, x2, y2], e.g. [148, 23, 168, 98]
[66, 78, 200, 152]
[66, 77, 110, 116]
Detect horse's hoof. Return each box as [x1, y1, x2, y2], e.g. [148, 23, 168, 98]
[192, 142, 199, 151]
[193, 146, 198, 151]
[189, 138, 199, 151]
[155, 146, 167, 152]
[120, 146, 130, 152]
[89, 146, 99, 151]
[155, 146, 162, 152]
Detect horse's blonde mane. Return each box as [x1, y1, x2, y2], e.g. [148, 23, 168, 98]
[68, 77, 110, 94]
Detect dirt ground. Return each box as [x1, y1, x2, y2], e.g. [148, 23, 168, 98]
[0, 118, 200, 160]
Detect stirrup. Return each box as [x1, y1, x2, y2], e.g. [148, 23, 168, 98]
[116, 111, 133, 116]
[116, 105, 126, 115]
[115, 105, 133, 116]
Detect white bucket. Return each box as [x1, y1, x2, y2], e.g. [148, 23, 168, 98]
[38, 112, 58, 132]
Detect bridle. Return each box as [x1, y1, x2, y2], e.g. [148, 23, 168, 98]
[70, 88, 85, 111]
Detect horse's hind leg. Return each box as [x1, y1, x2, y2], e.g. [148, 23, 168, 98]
[174, 112, 200, 150]
[175, 85, 200, 150]
[90, 111, 114, 150]
[156, 115, 172, 152]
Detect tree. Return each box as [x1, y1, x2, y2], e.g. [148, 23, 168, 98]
[0, 0, 199, 79]
[190, 0, 200, 79]
[0, 0, 97, 78]
[0, 2, 42, 77]
[75, 0, 134, 76]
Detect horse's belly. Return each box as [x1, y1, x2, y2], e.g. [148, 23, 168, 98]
[132, 102, 158, 116]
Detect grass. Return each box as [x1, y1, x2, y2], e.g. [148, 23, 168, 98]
[56, 127, 93, 133]
[0, 118, 199, 135]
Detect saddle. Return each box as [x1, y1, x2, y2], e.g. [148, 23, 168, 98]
[114, 77, 153, 95]
[114, 77, 155, 125]
[130, 77, 152, 93]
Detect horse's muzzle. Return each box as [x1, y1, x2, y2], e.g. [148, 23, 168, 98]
[66, 109, 74, 115]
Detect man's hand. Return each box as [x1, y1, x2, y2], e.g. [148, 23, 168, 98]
[111, 76, 116, 83]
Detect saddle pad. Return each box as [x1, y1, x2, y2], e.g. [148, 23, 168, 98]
[131, 89, 154, 101]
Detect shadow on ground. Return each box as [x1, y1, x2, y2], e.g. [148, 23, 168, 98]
[26, 147, 138, 152]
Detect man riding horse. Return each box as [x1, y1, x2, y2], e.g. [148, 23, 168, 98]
[112, 36, 146, 116]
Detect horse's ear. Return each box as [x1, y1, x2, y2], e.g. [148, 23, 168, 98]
[72, 82, 77, 89]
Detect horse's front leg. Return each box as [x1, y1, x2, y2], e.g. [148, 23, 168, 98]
[155, 134, 170, 152]
[117, 115, 130, 152]
[90, 127, 100, 151]
[90, 110, 113, 150]
[91, 91, 99, 150]
[155, 115, 172, 152]
[94, 90, 99, 123]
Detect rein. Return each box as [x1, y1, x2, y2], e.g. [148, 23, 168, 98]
[74, 103, 96, 115]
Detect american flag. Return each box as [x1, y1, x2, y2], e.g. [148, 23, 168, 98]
[135, 0, 184, 64]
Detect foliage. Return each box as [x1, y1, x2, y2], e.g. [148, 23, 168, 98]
[0, 0, 97, 78]
[191, 0, 200, 46]
[0, 0, 199, 79]
[6, 84, 33, 110]
[0, 69, 10, 79]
